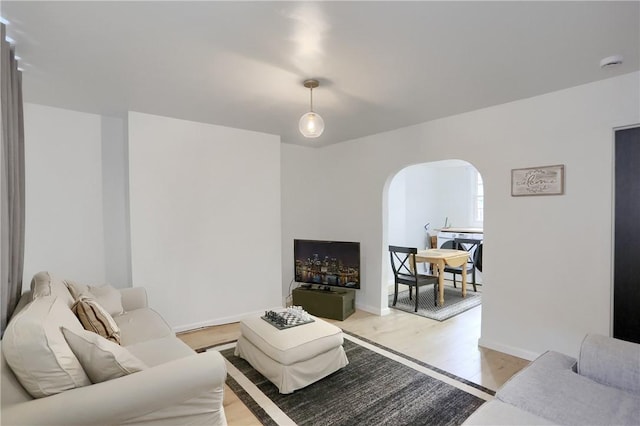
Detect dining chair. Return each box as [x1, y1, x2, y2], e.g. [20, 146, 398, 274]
[388, 245, 439, 311]
[440, 239, 482, 292]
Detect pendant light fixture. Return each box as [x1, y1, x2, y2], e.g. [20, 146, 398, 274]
[299, 79, 325, 138]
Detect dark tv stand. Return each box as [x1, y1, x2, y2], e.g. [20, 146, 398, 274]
[292, 287, 355, 321]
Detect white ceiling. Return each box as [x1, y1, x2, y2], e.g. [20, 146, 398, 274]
[2, 1, 638, 146]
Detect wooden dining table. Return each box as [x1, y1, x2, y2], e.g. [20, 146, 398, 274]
[414, 249, 469, 306]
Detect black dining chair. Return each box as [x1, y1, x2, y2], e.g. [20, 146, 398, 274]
[389, 246, 439, 311]
[440, 239, 482, 292]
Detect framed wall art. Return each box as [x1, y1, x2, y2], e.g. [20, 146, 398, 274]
[511, 164, 565, 196]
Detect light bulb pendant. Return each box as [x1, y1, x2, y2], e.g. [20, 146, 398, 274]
[299, 112, 325, 138]
[299, 79, 325, 138]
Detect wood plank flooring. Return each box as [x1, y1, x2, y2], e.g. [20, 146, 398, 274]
[177, 284, 529, 425]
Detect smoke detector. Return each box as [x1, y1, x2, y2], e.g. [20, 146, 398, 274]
[600, 55, 624, 68]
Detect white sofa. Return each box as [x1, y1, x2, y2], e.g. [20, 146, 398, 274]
[1, 272, 227, 425]
[464, 334, 640, 425]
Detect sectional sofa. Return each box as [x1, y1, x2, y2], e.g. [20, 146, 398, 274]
[1, 272, 227, 425]
[464, 334, 640, 425]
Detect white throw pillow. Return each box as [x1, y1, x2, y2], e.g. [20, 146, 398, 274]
[65, 281, 124, 317]
[2, 296, 91, 398]
[61, 327, 146, 383]
[64, 279, 90, 300]
[88, 285, 124, 316]
[30, 271, 75, 308]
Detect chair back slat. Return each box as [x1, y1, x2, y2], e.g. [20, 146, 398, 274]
[388, 246, 418, 279]
[389, 246, 438, 312]
[474, 243, 483, 272]
[441, 238, 483, 292]
[447, 238, 483, 268]
[388, 245, 438, 311]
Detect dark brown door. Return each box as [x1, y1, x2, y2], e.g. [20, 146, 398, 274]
[614, 126, 640, 343]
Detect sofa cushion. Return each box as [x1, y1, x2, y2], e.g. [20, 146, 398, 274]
[2, 296, 91, 398]
[62, 327, 146, 383]
[66, 281, 124, 317]
[89, 285, 124, 316]
[1, 350, 33, 405]
[11, 292, 33, 319]
[463, 400, 556, 425]
[497, 351, 640, 426]
[30, 271, 74, 308]
[64, 279, 90, 300]
[72, 296, 122, 344]
[114, 308, 174, 346]
[578, 333, 640, 395]
[126, 336, 196, 367]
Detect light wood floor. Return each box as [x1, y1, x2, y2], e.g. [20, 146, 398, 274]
[177, 283, 529, 425]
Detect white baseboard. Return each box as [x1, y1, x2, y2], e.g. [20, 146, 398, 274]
[174, 301, 388, 332]
[356, 302, 389, 316]
[478, 337, 539, 361]
[173, 306, 283, 333]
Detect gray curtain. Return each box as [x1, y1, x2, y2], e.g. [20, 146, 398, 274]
[1, 23, 25, 337]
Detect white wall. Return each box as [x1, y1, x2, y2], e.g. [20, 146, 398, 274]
[398, 160, 478, 246]
[387, 168, 407, 248]
[128, 112, 282, 331]
[22, 104, 130, 289]
[101, 116, 131, 287]
[421, 163, 478, 231]
[281, 72, 640, 359]
[281, 142, 381, 313]
[23, 104, 106, 286]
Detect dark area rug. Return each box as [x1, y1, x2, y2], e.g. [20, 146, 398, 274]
[389, 285, 481, 321]
[219, 338, 486, 425]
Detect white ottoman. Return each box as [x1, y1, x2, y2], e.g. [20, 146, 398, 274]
[234, 314, 349, 394]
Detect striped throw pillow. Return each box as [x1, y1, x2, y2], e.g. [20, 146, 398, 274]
[71, 296, 121, 345]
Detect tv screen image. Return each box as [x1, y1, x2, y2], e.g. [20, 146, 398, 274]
[294, 239, 360, 289]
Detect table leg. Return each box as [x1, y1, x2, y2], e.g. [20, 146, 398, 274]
[461, 263, 467, 298]
[437, 260, 445, 307]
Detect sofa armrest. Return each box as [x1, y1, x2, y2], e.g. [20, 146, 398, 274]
[120, 287, 148, 311]
[497, 350, 640, 426]
[578, 333, 640, 395]
[2, 351, 227, 426]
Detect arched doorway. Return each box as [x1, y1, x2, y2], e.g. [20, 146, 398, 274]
[385, 159, 484, 312]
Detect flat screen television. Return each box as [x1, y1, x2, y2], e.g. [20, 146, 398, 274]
[294, 239, 360, 289]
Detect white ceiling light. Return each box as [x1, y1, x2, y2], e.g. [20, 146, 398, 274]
[299, 79, 325, 138]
